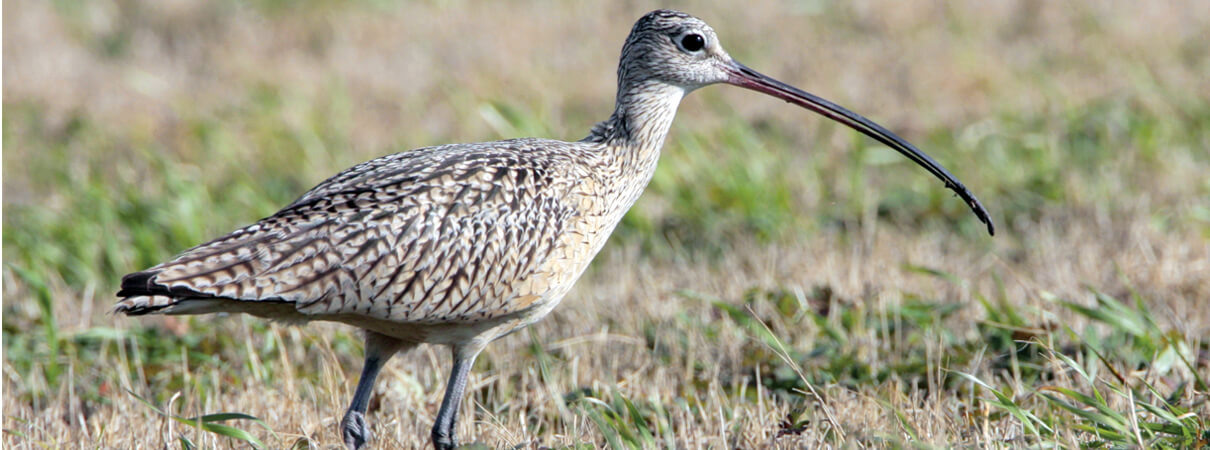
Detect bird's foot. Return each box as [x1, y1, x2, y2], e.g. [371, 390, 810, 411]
[431, 428, 456, 450]
[341, 410, 371, 450]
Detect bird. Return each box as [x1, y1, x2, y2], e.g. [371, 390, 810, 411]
[114, 9, 994, 450]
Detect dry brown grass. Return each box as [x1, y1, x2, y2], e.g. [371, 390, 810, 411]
[4, 1, 1208, 448]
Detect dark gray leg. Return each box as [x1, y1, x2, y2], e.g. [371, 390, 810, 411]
[431, 346, 481, 450]
[341, 332, 407, 450]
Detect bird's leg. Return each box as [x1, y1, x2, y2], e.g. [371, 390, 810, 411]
[431, 344, 482, 450]
[341, 332, 407, 450]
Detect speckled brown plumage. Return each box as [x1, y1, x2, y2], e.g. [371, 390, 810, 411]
[115, 9, 992, 450]
[120, 140, 604, 324]
[114, 10, 701, 339]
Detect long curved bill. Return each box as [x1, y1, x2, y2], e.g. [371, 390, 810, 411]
[725, 61, 995, 236]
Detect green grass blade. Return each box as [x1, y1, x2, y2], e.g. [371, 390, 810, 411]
[581, 402, 627, 450]
[178, 436, 197, 450]
[952, 371, 1052, 436]
[126, 389, 270, 449]
[167, 417, 266, 449]
[1038, 390, 1128, 435]
[616, 393, 655, 446]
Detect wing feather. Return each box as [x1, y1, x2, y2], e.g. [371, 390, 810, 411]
[117, 139, 581, 324]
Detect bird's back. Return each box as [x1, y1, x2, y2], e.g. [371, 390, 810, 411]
[116, 138, 613, 327]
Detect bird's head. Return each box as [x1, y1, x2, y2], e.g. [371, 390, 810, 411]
[613, 9, 996, 236]
[617, 10, 734, 90]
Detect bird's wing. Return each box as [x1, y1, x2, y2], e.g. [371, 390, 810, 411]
[117, 139, 582, 323]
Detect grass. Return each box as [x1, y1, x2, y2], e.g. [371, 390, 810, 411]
[4, 0, 1209, 448]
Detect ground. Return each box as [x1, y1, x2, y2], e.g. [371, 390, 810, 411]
[4, 1, 1209, 448]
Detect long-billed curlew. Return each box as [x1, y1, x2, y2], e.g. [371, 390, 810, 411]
[115, 9, 994, 449]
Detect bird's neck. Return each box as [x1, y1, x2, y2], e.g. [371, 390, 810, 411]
[575, 80, 686, 242]
[584, 80, 686, 170]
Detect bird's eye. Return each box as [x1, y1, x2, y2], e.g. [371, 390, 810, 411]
[679, 33, 705, 52]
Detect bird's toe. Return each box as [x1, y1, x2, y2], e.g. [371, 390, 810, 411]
[431, 429, 457, 450]
[341, 410, 370, 450]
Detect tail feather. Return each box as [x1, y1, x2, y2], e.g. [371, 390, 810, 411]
[118, 270, 157, 293]
[117, 269, 208, 299]
[115, 269, 302, 321]
[113, 294, 181, 315]
[114, 269, 216, 315]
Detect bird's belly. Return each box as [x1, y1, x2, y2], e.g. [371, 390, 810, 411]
[506, 203, 626, 317]
[322, 268, 584, 347]
[322, 312, 529, 346]
[316, 191, 626, 344]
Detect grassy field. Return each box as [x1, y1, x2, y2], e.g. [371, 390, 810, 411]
[4, 0, 1209, 448]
